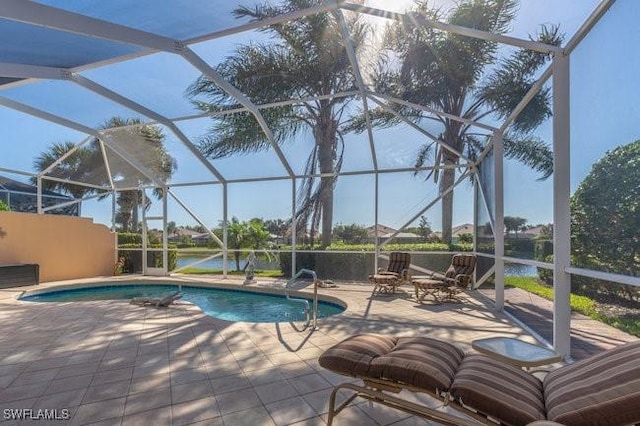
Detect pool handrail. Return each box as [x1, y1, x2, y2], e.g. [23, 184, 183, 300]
[285, 268, 319, 330]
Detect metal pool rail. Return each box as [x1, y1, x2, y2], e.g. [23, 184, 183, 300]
[285, 268, 319, 330]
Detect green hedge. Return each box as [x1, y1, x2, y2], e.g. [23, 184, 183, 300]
[505, 238, 534, 256]
[326, 242, 472, 252]
[118, 233, 142, 246]
[118, 244, 177, 273]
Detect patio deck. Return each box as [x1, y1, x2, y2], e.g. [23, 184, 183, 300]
[0, 276, 635, 425]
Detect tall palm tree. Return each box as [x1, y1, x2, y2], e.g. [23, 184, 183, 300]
[365, 0, 562, 243]
[187, 0, 369, 247]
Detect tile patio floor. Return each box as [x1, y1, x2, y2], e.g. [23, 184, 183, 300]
[0, 276, 634, 425]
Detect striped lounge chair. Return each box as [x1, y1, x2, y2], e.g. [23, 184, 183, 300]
[369, 252, 411, 294]
[319, 333, 640, 425]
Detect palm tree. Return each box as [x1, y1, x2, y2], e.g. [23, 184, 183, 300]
[33, 117, 176, 230]
[187, 0, 369, 247]
[100, 117, 177, 232]
[32, 141, 103, 201]
[365, 0, 562, 243]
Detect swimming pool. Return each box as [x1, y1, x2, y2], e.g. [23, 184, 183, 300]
[19, 284, 346, 323]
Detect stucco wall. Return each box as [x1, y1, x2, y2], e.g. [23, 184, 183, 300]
[0, 211, 116, 283]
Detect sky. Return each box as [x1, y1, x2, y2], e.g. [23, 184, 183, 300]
[1, 0, 632, 233]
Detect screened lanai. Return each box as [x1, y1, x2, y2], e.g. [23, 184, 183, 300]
[0, 0, 638, 363]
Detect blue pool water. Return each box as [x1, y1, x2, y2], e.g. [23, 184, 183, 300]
[20, 284, 345, 323]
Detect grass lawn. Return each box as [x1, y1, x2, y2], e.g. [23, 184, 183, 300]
[505, 276, 640, 337]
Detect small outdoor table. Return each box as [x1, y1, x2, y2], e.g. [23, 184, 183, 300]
[472, 336, 562, 369]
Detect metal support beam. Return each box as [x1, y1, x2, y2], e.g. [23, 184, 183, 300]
[291, 179, 297, 276]
[162, 187, 168, 276]
[71, 74, 226, 183]
[493, 131, 505, 311]
[369, 92, 498, 133]
[166, 189, 224, 248]
[222, 183, 229, 278]
[379, 169, 472, 248]
[141, 189, 148, 274]
[332, 6, 378, 171]
[367, 95, 473, 164]
[179, 48, 295, 177]
[374, 173, 379, 271]
[339, 2, 563, 54]
[36, 176, 42, 214]
[552, 54, 571, 359]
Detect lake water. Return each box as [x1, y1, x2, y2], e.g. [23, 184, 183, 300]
[176, 256, 279, 271]
[176, 255, 539, 277]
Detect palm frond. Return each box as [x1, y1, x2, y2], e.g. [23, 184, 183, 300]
[503, 134, 553, 180]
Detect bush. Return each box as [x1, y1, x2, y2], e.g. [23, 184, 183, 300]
[535, 239, 553, 260]
[326, 241, 472, 252]
[118, 233, 142, 246]
[537, 254, 554, 284]
[457, 233, 472, 244]
[118, 244, 177, 273]
[504, 238, 534, 256]
[0, 200, 10, 211]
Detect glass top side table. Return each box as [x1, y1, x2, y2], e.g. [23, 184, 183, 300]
[472, 337, 562, 368]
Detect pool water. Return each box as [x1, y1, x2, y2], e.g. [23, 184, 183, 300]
[20, 284, 345, 323]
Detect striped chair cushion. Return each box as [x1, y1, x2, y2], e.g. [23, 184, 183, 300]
[318, 335, 464, 393]
[318, 334, 398, 377]
[369, 337, 465, 392]
[450, 354, 546, 426]
[544, 340, 640, 425]
[387, 252, 411, 274]
[445, 254, 477, 280]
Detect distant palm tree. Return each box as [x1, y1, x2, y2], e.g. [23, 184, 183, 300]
[365, 0, 562, 243]
[101, 117, 176, 232]
[32, 141, 103, 200]
[187, 0, 369, 247]
[33, 117, 176, 230]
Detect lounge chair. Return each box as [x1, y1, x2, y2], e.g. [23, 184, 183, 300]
[369, 252, 411, 294]
[319, 333, 640, 426]
[413, 253, 476, 302]
[130, 291, 182, 307]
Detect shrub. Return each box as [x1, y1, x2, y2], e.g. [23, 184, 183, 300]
[505, 238, 534, 256]
[537, 254, 554, 284]
[457, 233, 473, 244]
[0, 200, 10, 211]
[534, 239, 553, 260]
[118, 244, 177, 273]
[117, 233, 142, 246]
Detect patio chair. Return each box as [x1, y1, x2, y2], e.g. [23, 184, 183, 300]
[319, 333, 640, 426]
[369, 252, 411, 294]
[413, 253, 476, 302]
[130, 291, 182, 308]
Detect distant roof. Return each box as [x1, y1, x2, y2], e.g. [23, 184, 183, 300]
[381, 232, 420, 239]
[452, 223, 474, 236]
[366, 224, 397, 237]
[0, 175, 71, 198]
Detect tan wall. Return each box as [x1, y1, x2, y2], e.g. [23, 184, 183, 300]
[0, 211, 116, 282]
